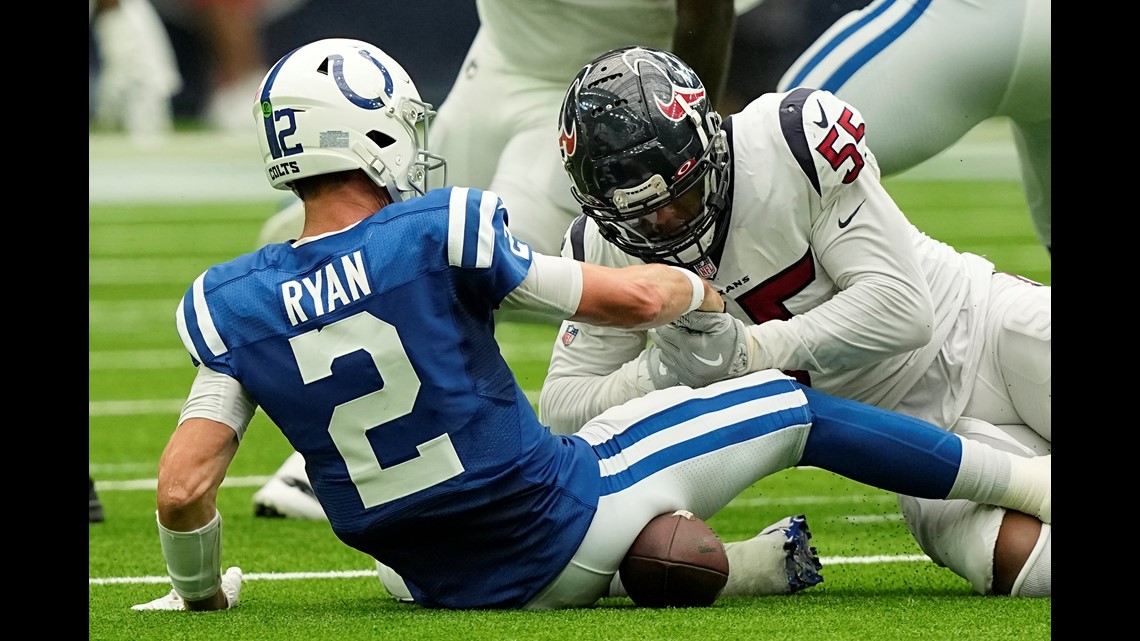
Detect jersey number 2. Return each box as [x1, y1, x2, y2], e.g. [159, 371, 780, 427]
[289, 312, 464, 508]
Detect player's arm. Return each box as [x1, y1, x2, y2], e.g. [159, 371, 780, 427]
[746, 181, 933, 375]
[502, 252, 723, 330]
[745, 91, 933, 374]
[154, 416, 240, 610]
[674, 0, 735, 111]
[134, 366, 256, 612]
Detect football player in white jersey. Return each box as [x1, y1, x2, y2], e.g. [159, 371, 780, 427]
[776, 0, 1050, 254]
[130, 38, 1050, 611]
[542, 46, 1051, 598]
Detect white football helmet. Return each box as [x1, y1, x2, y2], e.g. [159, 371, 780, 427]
[253, 38, 445, 202]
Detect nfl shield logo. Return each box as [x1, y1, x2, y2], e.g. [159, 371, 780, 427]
[561, 324, 579, 346]
[694, 258, 718, 279]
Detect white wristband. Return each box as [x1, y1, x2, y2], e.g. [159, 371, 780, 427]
[670, 266, 705, 313]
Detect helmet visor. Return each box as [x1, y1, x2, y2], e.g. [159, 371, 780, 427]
[618, 180, 707, 245]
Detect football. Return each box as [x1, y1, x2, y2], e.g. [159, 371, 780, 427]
[619, 510, 729, 608]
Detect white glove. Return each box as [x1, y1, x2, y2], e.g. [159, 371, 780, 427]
[132, 567, 243, 611]
[92, 0, 182, 144]
[649, 311, 754, 388]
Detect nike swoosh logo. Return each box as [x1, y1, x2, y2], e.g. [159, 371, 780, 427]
[692, 352, 724, 367]
[813, 99, 829, 128]
[838, 199, 865, 228]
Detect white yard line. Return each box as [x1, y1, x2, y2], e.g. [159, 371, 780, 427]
[92, 552, 933, 587]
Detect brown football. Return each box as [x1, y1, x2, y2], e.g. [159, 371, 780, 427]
[619, 510, 729, 608]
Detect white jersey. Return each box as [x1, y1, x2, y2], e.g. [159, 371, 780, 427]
[541, 88, 994, 434]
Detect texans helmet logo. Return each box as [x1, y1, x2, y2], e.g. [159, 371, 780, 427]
[620, 47, 706, 122]
[655, 87, 706, 122]
[558, 72, 587, 160]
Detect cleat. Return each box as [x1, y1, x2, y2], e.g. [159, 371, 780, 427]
[89, 476, 105, 523]
[762, 514, 823, 593]
[252, 474, 327, 520]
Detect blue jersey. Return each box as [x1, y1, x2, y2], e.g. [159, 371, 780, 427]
[176, 187, 600, 608]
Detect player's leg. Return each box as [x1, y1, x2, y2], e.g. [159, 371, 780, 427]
[776, 0, 1015, 176]
[486, 125, 582, 257]
[427, 27, 515, 192]
[963, 272, 1051, 443]
[251, 451, 326, 520]
[90, 476, 105, 523]
[898, 417, 1050, 596]
[1010, 117, 1051, 253]
[525, 370, 818, 609]
[797, 387, 1050, 522]
[1000, 0, 1050, 253]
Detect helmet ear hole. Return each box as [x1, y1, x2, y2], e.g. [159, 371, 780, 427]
[368, 130, 397, 149]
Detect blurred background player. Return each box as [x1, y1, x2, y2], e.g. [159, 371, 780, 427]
[89, 0, 183, 146]
[775, 0, 1051, 254]
[541, 46, 1051, 598]
[147, 0, 310, 133]
[90, 476, 105, 523]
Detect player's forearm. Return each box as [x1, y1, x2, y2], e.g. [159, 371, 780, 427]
[539, 355, 654, 434]
[575, 263, 721, 330]
[746, 276, 933, 374]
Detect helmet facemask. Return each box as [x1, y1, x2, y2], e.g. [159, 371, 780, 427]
[572, 109, 731, 269]
[561, 46, 732, 270]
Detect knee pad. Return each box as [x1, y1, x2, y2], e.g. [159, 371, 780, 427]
[1010, 523, 1050, 597]
[994, 284, 1051, 440]
[898, 495, 1003, 595]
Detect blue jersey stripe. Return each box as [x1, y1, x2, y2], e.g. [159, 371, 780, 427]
[257, 47, 301, 161]
[784, 0, 931, 93]
[598, 404, 809, 496]
[592, 379, 809, 495]
[192, 271, 228, 357]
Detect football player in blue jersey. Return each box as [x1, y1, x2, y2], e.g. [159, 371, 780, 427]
[132, 38, 1050, 612]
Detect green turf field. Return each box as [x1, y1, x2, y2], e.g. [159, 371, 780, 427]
[89, 143, 1051, 639]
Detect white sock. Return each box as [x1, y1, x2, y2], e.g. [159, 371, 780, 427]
[720, 531, 795, 596]
[946, 440, 1050, 521]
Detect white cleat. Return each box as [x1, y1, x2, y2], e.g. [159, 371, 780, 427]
[252, 475, 327, 520]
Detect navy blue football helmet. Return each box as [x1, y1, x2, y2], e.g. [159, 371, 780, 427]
[558, 46, 731, 268]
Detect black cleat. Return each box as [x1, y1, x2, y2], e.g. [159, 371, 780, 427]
[89, 476, 105, 523]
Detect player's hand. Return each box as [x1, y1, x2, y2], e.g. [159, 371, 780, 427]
[131, 567, 243, 611]
[650, 311, 754, 388]
[646, 345, 683, 390]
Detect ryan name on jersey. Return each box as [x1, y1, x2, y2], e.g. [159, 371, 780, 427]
[281, 249, 373, 327]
